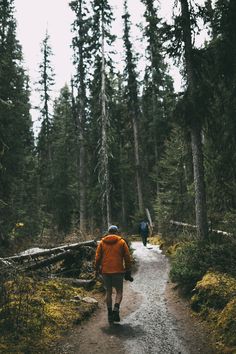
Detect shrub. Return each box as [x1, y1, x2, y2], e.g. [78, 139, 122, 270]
[217, 298, 236, 346]
[191, 271, 236, 312]
[170, 241, 209, 290]
[190, 272, 236, 352]
[170, 237, 236, 292]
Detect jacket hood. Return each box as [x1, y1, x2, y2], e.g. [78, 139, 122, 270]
[102, 235, 121, 244]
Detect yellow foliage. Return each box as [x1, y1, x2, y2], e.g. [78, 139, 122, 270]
[16, 222, 24, 228]
[166, 243, 181, 256]
[217, 298, 236, 347]
[191, 271, 236, 311]
[148, 235, 164, 247]
[191, 271, 236, 353]
[0, 277, 98, 353]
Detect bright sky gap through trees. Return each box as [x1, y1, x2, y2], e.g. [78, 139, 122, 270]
[14, 0, 206, 134]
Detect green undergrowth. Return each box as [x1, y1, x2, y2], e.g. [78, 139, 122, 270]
[191, 271, 236, 353]
[166, 232, 236, 353]
[0, 276, 100, 353]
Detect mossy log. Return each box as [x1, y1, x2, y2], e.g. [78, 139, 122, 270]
[24, 246, 95, 271]
[3, 240, 97, 262]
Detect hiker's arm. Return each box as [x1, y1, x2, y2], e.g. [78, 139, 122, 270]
[95, 242, 102, 274]
[123, 242, 132, 271]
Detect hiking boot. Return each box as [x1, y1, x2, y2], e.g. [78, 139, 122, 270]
[112, 310, 120, 322]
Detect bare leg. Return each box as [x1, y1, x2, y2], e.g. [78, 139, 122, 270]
[115, 288, 123, 305]
[106, 287, 113, 308]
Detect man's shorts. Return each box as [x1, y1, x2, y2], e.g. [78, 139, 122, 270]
[102, 273, 124, 290]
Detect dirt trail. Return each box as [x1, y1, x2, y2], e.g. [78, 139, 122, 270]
[54, 241, 216, 354]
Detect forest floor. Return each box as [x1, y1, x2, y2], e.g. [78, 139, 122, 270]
[52, 241, 216, 354]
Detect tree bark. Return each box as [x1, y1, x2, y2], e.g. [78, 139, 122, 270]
[123, 1, 144, 215]
[101, 11, 111, 228]
[180, 0, 208, 239]
[78, 0, 87, 233]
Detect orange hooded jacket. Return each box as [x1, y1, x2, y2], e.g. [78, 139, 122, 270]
[95, 234, 131, 274]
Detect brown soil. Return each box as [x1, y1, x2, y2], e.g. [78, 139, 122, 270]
[52, 282, 142, 354]
[52, 242, 217, 354]
[165, 281, 216, 354]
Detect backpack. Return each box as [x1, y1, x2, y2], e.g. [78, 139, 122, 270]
[140, 221, 148, 232]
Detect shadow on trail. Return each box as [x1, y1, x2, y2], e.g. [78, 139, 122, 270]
[101, 323, 145, 339]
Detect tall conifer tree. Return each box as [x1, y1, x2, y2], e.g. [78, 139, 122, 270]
[0, 0, 36, 245]
[37, 31, 55, 225]
[50, 85, 77, 233]
[70, 0, 91, 233]
[90, 0, 115, 228]
[141, 0, 174, 204]
[122, 0, 144, 215]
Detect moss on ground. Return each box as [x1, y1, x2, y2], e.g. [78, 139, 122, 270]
[148, 234, 181, 257]
[190, 271, 236, 353]
[0, 277, 100, 353]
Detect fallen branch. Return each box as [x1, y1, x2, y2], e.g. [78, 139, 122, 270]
[3, 240, 97, 262]
[25, 250, 72, 271]
[170, 220, 233, 237]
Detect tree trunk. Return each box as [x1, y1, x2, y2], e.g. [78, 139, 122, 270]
[180, 0, 208, 239]
[101, 15, 111, 228]
[123, 1, 144, 215]
[77, 0, 87, 233]
[132, 113, 144, 213]
[78, 101, 86, 233]
[121, 173, 126, 226]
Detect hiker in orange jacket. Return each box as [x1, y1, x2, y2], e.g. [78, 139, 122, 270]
[95, 225, 133, 323]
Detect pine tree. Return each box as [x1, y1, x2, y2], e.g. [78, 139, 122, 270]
[70, 0, 91, 233]
[155, 127, 194, 232]
[50, 85, 77, 234]
[201, 0, 236, 229]
[109, 72, 135, 227]
[141, 0, 174, 205]
[122, 0, 144, 215]
[36, 31, 55, 227]
[162, 0, 209, 238]
[0, 0, 36, 246]
[89, 0, 115, 228]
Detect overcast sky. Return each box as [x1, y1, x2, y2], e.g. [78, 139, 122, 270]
[14, 0, 202, 133]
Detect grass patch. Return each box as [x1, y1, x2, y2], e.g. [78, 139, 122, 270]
[0, 276, 99, 353]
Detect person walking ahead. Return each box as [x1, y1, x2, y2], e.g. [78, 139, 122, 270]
[95, 225, 132, 323]
[139, 219, 150, 246]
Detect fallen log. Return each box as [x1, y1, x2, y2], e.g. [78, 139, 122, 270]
[25, 250, 72, 271]
[4, 240, 97, 262]
[170, 220, 233, 237]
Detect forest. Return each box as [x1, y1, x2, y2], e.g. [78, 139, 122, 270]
[1, 0, 236, 245]
[1, 0, 236, 351]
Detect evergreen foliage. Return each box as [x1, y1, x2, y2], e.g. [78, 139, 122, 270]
[0, 0, 37, 247]
[36, 32, 55, 229]
[1, 0, 236, 249]
[50, 86, 77, 233]
[155, 127, 194, 232]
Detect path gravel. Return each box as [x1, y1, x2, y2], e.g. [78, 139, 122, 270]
[53, 241, 216, 354]
[123, 242, 188, 354]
